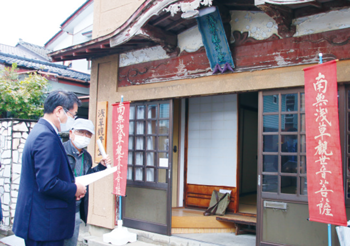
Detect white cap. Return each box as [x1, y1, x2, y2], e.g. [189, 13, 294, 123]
[71, 118, 95, 135]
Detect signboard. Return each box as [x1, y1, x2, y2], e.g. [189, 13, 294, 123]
[304, 60, 347, 226]
[112, 102, 130, 196]
[94, 101, 108, 163]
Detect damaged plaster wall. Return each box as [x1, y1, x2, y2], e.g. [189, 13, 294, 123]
[119, 46, 169, 67]
[119, 8, 350, 67]
[293, 8, 350, 36]
[178, 25, 203, 53]
[230, 11, 278, 41]
[230, 9, 350, 41]
[119, 25, 203, 67]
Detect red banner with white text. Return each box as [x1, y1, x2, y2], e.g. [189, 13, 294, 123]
[304, 60, 347, 226]
[112, 102, 130, 196]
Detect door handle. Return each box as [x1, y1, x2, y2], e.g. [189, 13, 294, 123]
[173, 145, 177, 153]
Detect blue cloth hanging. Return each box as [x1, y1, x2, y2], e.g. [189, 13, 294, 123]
[196, 7, 235, 72]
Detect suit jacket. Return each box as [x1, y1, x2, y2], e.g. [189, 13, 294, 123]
[12, 118, 77, 241]
[63, 140, 106, 224]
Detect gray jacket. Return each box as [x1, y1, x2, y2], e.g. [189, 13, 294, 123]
[63, 140, 106, 224]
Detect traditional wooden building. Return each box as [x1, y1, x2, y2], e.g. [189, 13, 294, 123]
[49, 0, 350, 245]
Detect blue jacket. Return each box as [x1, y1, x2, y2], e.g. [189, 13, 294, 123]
[12, 118, 77, 241]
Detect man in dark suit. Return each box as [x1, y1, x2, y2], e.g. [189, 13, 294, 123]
[13, 90, 87, 246]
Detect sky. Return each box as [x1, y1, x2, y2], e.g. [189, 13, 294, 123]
[0, 0, 87, 47]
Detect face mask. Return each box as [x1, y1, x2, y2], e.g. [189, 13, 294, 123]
[59, 112, 75, 132]
[73, 134, 91, 149]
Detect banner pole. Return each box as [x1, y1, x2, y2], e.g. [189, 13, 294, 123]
[119, 95, 123, 222]
[103, 95, 137, 245]
[318, 52, 332, 246]
[328, 224, 331, 246]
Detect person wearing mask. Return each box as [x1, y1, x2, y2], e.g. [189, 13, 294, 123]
[13, 90, 86, 246]
[63, 119, 111, 246]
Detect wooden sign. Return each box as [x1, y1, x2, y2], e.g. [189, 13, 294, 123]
[95, 101, 108, 163]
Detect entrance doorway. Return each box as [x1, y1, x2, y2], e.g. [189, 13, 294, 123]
[170, 93, 257, 246]
[172, 93, 258, 237]
[238, 92, 258, 216]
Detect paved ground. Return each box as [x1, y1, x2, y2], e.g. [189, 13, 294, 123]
[0, 233, 8, 246]
[173, 233, 256, 246]
[0, 229, 256, 246]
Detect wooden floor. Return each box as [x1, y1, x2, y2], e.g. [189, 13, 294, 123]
[238, 194, 257, 215]
[172, 207, 236, 233]
[172, 201, 257, 234]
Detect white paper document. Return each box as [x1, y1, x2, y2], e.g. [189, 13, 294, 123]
[159, 158, 168, 168]
[76, 166, 118, 186]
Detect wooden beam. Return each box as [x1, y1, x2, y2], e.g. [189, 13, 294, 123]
[150, 13, 172, 26]
[140, 24, 177, 53]
[100, 44, 110, 49]
[165, 18, 188, 31]
[73, 52, 86, 56]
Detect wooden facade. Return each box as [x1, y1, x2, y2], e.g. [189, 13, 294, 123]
[48, 0, 350, 245]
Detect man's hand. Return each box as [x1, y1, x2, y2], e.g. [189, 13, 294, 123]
[100, 155, 112, 167]
[75, 181, 86, 200]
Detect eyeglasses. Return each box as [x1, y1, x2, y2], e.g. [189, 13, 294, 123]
[74, 129, 93, 138]
[63, 108, 78, 119]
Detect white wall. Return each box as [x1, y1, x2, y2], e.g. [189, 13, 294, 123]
[46, 3, 93, 74]
[230, 8, 350, 41]
[48, 80, 89, 96]
[119, 25, 204, 67]
[187, 94, 238, 187]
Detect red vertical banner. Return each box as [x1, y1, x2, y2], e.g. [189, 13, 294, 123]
[304, 60, 347, 226]
[112, 102, 130, 196]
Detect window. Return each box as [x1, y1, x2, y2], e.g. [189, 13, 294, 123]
[345, 89, 350, 205]
[261, 86, 350, 205]
[127, 102, 171, 187]
[261, 89, 307, 201]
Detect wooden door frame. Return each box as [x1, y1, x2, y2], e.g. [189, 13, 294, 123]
[122, 99, 174, 236]
[256, 91, 263, 246]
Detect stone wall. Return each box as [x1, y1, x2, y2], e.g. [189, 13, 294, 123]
[0, 119, 36, 232]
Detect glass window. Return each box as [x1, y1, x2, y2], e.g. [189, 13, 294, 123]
[263, 95, 279, 113]
[262, 175, 278, 192]
[129, 122, 134, 135]
[263, 155, 278, 172]
[148, 105, 157, 119]
[281, 176, 297, 194]
[159, 120, 169, 134]
[263, 135, 278, 152]
[128, 152, 133, 165]
[130, 106, 135, 120]
[282, 94, 298, 112]
[160, 104, 169, 118]
[300, 93, 305, 112]
[346, 88, 350, 204]
[281, 114, 298, 132]
[137, 106, 145, 119]
[148, 121, 157, 134]
[127, 102, 171, 185]
[261, 91, 306, 200]
[146, 168, 155, 182]
[135, 152, 143, 165]
[263, 115, 278, 132]
[300, 177, 307, 195]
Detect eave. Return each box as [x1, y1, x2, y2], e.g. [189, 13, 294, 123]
[49, 0, 345, 62]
